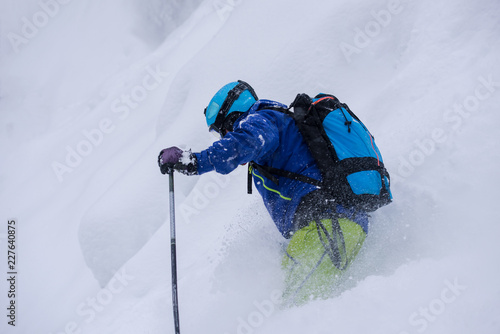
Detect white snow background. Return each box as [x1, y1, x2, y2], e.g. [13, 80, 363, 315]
[1, 0, 499, 333]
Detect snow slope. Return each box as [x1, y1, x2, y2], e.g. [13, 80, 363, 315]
[1, 0, 499, 333]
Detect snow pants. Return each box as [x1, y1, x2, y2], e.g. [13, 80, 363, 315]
[282, 218, 366, 306]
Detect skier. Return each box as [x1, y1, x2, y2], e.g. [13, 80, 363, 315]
[158, 80, 370, 305]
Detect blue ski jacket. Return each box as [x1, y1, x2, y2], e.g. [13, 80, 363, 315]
[194, 100, 368, 238]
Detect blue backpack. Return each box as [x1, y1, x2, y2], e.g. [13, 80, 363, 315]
[251, 93, 392, 212]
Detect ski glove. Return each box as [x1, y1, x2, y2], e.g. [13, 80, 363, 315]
[158, 146, 198, 175]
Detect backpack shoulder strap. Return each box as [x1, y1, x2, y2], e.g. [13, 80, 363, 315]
[245, 95, 322, 195]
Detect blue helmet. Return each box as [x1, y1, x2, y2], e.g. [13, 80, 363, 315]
[204, 80, 258, 136]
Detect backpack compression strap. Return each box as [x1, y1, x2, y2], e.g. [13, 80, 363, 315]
[247, 162, 322, 195]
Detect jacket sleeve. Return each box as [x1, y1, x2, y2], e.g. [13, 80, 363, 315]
[194, 113, 280, 175]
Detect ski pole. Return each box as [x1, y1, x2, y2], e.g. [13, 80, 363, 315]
[169, 170, 181, 334]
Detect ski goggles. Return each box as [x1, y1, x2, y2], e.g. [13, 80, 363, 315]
[206, 103, 223, 138]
